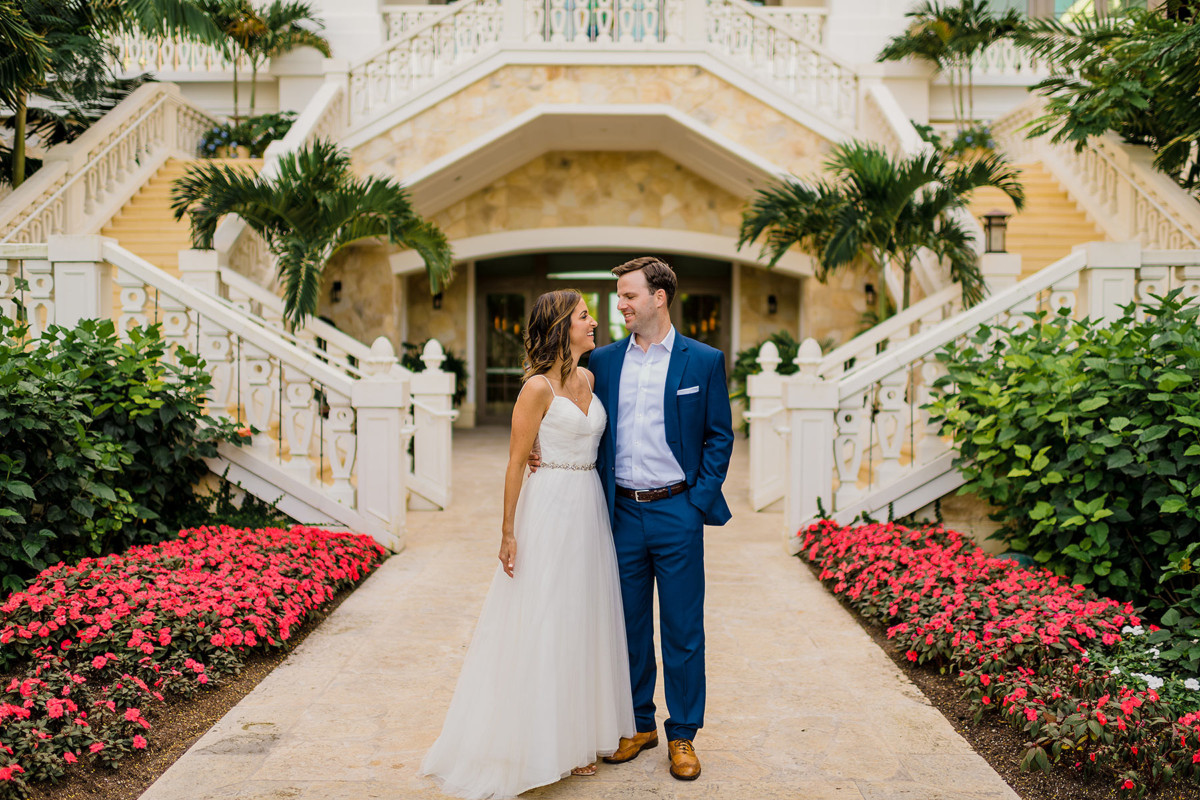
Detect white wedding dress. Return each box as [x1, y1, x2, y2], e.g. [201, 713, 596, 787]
[420, 384, 635, 799]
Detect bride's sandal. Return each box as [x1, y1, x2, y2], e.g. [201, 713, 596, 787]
[571, 763, 597, 777]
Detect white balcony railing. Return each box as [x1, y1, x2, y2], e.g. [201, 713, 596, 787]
[110, 33, 258, 76]
[349, 0, 855, 129]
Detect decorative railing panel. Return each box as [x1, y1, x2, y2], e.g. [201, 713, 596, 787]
[110, 34, 256, 75]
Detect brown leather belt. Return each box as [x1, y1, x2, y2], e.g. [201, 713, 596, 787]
[616, 481, 690, 503]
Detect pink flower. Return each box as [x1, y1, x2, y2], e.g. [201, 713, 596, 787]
[132, 735, 147, 749]
[64, 752, 77, 764]
[92, 655, 108, 669]
[89, 742, 105, 754]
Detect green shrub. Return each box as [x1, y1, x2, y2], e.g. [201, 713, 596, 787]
[0, 316, 244, 590]
[927, 292, 1200, 611]
[198, 111, 297, 158]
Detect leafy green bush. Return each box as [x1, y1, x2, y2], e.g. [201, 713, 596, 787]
[198, 111, 297, 158]
[927, 292, 1200, 611]
[0, 316, 245, 590]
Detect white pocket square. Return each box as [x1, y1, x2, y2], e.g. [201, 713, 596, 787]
[677, 386, 700, 396]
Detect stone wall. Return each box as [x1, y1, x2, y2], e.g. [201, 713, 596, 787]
[800, 261, 877, 350]
[738, 264, 800, 355]
[430, 150, 745, 239]
[318, 244, 402, 349]
[353, 65, 830, 180]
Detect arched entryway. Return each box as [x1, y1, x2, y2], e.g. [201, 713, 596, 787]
[475, 251, 731, 424]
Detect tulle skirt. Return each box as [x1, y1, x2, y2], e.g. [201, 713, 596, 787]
[420, 468, 635, 799]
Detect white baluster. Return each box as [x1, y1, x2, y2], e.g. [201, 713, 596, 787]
[872, 370, 908, 485]
[640, 0, 660, 42]
[409, 339, 458, 510]
[1181, 266, 1200, 305]
[324, 390, 356, 506]
[745, 341, 785, 511]
[525, 0, 546, 40]
[282, 368, 317, 482]
[571, 0, 590, 41]
[594, 0, 614, 42]
[199, 327, 234, 419]
[115, 269, 149, 339]
[833, 391, 868, 509]
[241, 345, 277, 459]
[24, 260, 53, 338]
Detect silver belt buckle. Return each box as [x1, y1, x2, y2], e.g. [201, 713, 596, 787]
[634, 489, 651, 503]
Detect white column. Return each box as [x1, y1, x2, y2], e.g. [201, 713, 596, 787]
[1080, 241, 1140, 325]
[48, 235, 112, 329]
[745, 341, 784, 511]
[409, 339, 459, 510]
[682, 0, 706, 44]
[781, 338, 837, 552]
[980, 252, 1022, 294]
[178, 249, 221, 295]
[501, 0, 527, 42]
[352, 337, 412, 553]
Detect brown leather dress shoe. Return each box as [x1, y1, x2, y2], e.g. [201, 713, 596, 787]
[668, 739, 701, 781]
[602, 730, 659, 763]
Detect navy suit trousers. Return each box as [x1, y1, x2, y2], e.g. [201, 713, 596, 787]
[613, 489, 705, 741]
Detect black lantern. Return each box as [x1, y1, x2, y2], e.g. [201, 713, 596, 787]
[432, 291, 444, 310]
[864, 283, 877, 308]
[980, 209, 1012, 253]
[767, 294, 778, 315]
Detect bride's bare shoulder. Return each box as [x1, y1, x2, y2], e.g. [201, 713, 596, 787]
[578, 366, 595, 391]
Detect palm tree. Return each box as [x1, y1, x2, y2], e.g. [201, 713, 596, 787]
[243, 0, 330, 116]
[195, 0, 261, 123]
[2, 0, 220, 187]
[878, 0, 1024, 130]
[170, 139, 454, 327]
[739, 141, 1026, 318]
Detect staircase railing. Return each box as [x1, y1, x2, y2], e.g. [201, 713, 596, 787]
[993, 96, 1200, 250]
[347, 0, 856, 130]
[0, 235, 429, 551]
[0, 84, 213, 244]
[212, 264, 459, 510]
[110, 33, 257, 76]
[755, 241, 1200, 550]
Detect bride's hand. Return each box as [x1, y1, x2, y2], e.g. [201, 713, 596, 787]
[499, 534, 516, 578]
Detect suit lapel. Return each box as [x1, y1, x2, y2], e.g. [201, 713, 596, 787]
[607, 336, 632, 450]
[663, 334, 689, 462]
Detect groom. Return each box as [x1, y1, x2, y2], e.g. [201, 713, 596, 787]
[590, 257, 734, 781]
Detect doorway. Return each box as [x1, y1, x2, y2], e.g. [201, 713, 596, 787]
[474, 252, 731, 424]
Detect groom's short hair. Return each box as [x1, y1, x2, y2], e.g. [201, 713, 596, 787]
[612, 257, 677, 307]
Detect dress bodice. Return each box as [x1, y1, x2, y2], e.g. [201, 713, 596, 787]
[537, 395, 606, 469]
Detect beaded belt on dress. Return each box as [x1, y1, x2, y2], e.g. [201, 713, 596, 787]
[541, 461, 596, 471]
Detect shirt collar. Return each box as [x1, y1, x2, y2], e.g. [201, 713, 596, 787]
[627, 325, 676, 354]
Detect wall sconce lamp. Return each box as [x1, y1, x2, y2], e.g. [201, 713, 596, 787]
[331, 280, 342, 303]
[864, 283, 877, 309]
[432, 291, 444, 310]
[767, 294, 777, 315]
[980, 209, 1012, 253]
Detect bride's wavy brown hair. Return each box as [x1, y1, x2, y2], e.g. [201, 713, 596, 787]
[523, 289, 583, 387]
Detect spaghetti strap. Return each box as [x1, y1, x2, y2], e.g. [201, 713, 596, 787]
[538, 374, 556, 396]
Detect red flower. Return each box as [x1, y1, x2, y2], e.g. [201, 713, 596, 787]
[64, 752, 77, 763]
[132, 735, 147, 749]
[1123, 779, 1134, 790]
[89, 742, 104, 754]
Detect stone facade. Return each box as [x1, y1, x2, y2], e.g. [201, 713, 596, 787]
[430, 150, 745, 239]
[737, 263, 800, 355]
[801, 261, 878, 350]
[318, 244, 403, 350]
[353, 65, 830, 181]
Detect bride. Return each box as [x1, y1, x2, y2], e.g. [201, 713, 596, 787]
[420, 289, 635, 799]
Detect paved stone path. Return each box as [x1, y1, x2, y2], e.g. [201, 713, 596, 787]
[140, 428, 1020, 800]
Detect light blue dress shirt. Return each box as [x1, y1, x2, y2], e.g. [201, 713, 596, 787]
[614, 326, 686, 490]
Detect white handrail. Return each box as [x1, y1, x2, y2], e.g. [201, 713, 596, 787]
[992, 96, 1200, 250]
[104, 242, 357, 396]
[0, 84, 214, 244]
[818, 283, 960, 377]
[838, 249, 1087, 399]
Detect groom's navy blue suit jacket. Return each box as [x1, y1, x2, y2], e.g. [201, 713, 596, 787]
[592, 332, 735, 527]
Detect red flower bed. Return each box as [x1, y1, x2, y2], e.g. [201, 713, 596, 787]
[798, 519, 1200, 796]
[0, 525, 386, 797]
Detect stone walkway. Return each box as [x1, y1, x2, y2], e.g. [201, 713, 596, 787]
[140, 428, 1019, 800]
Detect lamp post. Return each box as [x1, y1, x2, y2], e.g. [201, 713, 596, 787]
[980, 209, 1012, 253]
